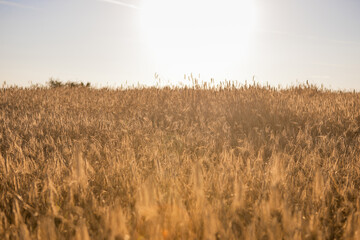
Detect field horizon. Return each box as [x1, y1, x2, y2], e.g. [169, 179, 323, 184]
[1, 83, 360, 239]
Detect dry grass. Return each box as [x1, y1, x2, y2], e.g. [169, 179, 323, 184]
[1, 82, 360, 239]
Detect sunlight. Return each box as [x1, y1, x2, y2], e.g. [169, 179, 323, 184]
[140, 0, 258, 80]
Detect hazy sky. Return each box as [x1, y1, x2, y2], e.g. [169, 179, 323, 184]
[1, 0, 360, 90]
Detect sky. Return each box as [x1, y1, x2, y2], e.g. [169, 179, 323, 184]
[0, 0, 360, 90]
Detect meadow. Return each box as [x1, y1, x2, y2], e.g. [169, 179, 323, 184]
[1, 81, 360, 239]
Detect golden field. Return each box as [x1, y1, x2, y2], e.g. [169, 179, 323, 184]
[1, 82, 360, 239]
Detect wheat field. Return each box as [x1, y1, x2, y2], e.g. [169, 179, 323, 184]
[1, 82, 360, 239]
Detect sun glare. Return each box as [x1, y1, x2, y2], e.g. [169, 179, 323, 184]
[140, 0, 257, 80]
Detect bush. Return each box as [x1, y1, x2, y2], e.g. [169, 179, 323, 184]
[47, 78, 91, 88]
